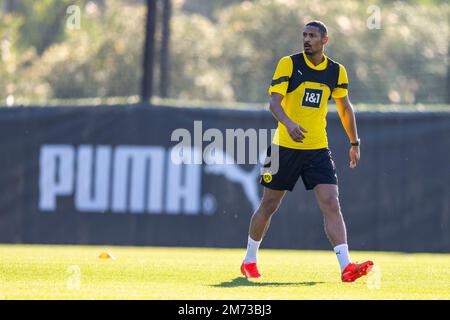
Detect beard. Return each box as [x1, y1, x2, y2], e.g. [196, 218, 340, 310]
[304, 48, 315, 56]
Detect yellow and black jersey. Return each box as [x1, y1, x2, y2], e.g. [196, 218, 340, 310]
[268, 52, 349, 150]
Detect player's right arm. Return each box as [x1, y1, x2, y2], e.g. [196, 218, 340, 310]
[268, 56, 307, 143]
[269, 93, 307, 143]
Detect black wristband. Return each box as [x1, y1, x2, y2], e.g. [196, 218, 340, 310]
[351, 139, 360, 147]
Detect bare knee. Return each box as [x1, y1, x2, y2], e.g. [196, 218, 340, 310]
[259, 197, 282, 218]
[319, 196, 341, 216]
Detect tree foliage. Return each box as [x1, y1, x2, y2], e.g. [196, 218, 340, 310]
[0, 0, 448, 105]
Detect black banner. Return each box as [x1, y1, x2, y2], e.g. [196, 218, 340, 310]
[0, 104, 449, 252]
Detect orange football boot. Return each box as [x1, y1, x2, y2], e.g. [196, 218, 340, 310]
[341, 261, 374, 282]
[241, 262, 262, 279]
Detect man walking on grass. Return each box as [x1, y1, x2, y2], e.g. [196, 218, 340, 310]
[241, 21, 373, 282]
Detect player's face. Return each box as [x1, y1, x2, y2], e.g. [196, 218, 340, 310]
[302, 26, 327, 55]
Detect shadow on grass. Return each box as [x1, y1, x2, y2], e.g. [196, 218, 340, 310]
[211, 277, 324, 288]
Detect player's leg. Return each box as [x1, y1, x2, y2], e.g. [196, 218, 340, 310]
[241, 144, 299, 278]
[313, 184, 347, 247]
[241, 187, 286, 278]
[314, 184, 350, 272]
[244, 188, 286, 265]
[301, 149, 348, 252]
[249, 187, 286, 242]
[301, 148, 373, 282]
[314, 183, 373, 282]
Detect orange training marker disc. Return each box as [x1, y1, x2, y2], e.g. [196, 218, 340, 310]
[98, 252, 115, 260]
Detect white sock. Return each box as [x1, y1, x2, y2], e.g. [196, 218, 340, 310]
[334, 244, 351, 272]
[244, 236, 261, 264]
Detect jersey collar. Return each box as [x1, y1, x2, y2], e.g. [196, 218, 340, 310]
[302, 52, 328, 71]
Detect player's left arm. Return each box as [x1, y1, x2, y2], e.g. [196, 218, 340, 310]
[332, 64, 359, 169]
[334, 95, 360, 169]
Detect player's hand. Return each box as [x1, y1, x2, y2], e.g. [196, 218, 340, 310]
[285, 120, 307, 143]
[349, 146, 360, 168]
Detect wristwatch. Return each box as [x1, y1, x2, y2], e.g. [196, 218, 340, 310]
[351, 138, 360, 147]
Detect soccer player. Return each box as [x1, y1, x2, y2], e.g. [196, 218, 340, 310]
[241, 21, 373, 282]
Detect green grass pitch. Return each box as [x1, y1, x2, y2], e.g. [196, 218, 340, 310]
[0, 245, 449, 299]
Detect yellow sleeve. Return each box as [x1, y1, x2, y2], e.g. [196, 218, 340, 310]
[268, 56, 293, 97]
[332, 64, 349, 99]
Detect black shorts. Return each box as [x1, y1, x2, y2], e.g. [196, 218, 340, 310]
[260, 145, 338, 191]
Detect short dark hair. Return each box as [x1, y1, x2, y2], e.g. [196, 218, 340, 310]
[305, 20, 328, 38]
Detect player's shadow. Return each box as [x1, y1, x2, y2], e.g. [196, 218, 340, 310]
[211, 277, 324, 288]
